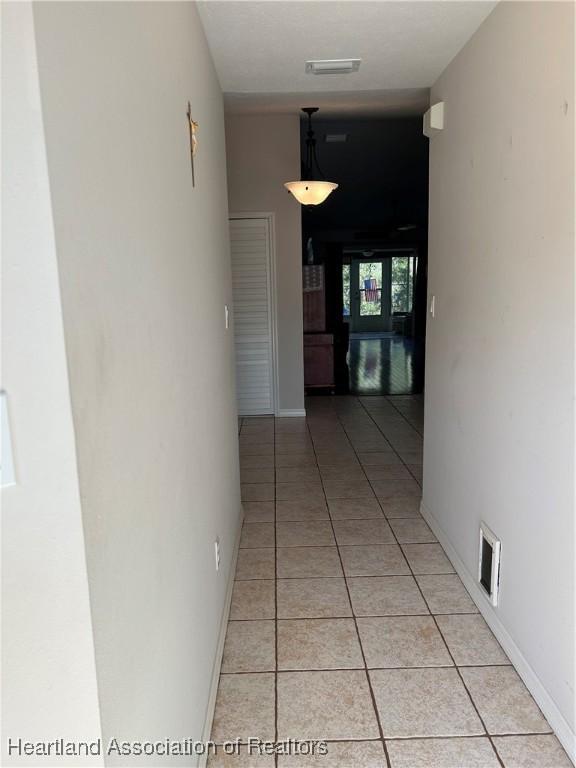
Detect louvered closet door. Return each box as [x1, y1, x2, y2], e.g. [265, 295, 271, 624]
[230, 217, 275, 415]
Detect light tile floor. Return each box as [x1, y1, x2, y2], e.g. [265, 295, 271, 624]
[210, 396, 571, 768]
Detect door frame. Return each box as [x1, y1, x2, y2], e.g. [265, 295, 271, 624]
[229, 211, 280, 416]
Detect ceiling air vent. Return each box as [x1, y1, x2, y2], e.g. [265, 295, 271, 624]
[479, 522, 501, 607]
[305, 59, 361, 75]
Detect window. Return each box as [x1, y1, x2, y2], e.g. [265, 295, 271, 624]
[391, 256, 414, 314]
[342, 264, 350, 317]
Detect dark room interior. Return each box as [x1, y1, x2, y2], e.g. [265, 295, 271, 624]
[301, 115, 429, 396]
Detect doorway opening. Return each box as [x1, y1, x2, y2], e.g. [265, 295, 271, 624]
[341, 249, 424, 395]
[300, 115, 429, 398]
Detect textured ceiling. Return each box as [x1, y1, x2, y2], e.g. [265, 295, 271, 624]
[198, 1, 497, 114]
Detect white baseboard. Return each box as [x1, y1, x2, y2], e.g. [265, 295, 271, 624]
[197, 509, 243, 768]
[420, 500, 576, 765]
[276, 409, 306, 418]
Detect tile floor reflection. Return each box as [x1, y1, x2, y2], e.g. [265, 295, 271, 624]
[210, 396, 570, 768]
[346, 336, 425, 396]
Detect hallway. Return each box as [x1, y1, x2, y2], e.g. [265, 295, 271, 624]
[210, 397, 570, 767]
[4, 2, 574, 764]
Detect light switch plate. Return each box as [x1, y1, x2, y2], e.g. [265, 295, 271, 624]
[1, 392, 16, 487]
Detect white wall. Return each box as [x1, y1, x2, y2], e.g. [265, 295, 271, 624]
[423, 0, 575, 757]
[1, 3, 103, 763]
[29, 2, 240, 763]
[225, 114, 305, 415]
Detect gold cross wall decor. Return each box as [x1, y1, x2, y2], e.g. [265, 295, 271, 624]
[187, 102, 198, 187]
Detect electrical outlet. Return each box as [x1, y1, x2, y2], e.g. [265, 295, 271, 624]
[214, 538, 221, 571]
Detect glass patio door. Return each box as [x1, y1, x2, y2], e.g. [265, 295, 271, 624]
[350, 258, 392, 332]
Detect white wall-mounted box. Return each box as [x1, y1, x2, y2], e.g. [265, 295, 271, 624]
[423, 102, 445, 138]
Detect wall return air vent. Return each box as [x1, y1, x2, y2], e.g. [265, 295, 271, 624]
[479, 522, 501, 607]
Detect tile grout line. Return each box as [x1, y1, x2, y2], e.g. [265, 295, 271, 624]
[241, 532, 451, 543]
[217, 662, 513, 676]
[237, 572, 462, 580]
[305, 414, 393, 768]
[331, 400, 445, 758]
[355, 397, 422, 490]
[273, 417, 279, 768]
[212, 731, 553, 746]
[383, 394, 424, 437]
[227, 611, 487, 623]
[344, 397, 507, 767]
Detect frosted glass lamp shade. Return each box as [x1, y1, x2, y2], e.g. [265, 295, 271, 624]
[284, 180, 338, 205]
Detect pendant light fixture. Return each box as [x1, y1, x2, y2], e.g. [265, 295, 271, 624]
[284, 107, 338, 206]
